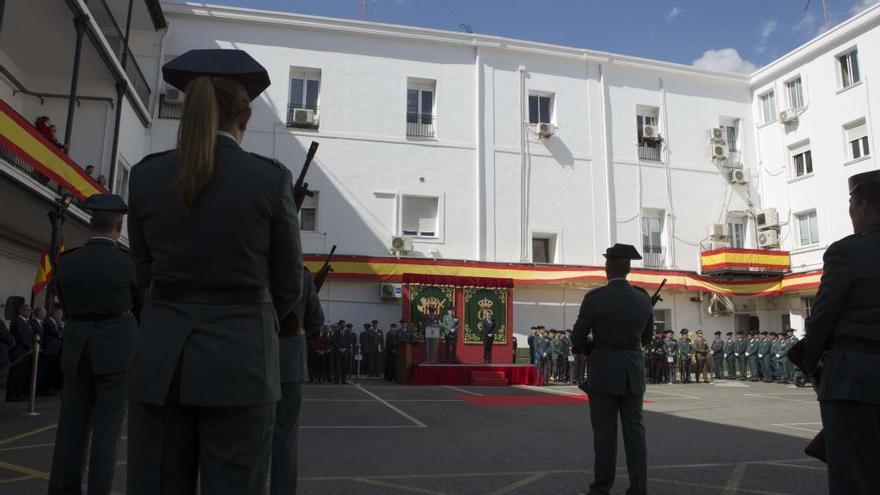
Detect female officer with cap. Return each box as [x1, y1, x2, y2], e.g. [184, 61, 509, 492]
[125, 49, 302, 495]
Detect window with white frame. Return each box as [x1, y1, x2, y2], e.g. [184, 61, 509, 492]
[759, 91, 776, 124]
[289, 68, 321, 127]
[845, 120, 870, 161]
[641, 209, 665, 267]
[300, 192, 318, 232]
[722, 121, 740, 152]
[795, 210, 820, 247]
[401, 195, 439, 238]
[637, 106, 661, 161]
[531, 234, 556, 263]
[115, 156, 131, 202]
[528, 92, 553, 124]
[407, 79, 435, 138]
[727, 218, 746, 249]
[786, 77, 804, 109]
[790, 143, 813, 178]
[653, 309, 670, 332]
[838, 49, 860, 88]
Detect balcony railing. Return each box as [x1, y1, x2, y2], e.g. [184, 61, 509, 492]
[0, 98, 108, 200]
[158, 94, 183, 120]
[637, 143, 661, 161]
[286, 104, 320, 129]
[84, 0, 151, 105]
[642, 245, 665, 268]
[407, 113, 436, 139]
[719, 150, 743, 169]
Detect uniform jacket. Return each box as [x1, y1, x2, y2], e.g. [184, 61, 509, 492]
[805, 224, 880, 403]
[41, 318, 63, 357]
[757, 338, 772, 357]
[678, 338, 693, 359]
[723, 339, 735, 356]
[710, 338, 724, 355]
[534, 336, 550, 357]
[734, 338, 747, 354]
[571, 279, 654, 395]
[126, 135, 303, 407]
[385, 330, 399, 351]
[662, 338, 678, 357]
[481, 319, 496, 341]
[0, 320, 14, 364]
[55, 238, 141, 376]
[280, 270, 324, 384]
[9, 316, 32, 360]
[442, 314, 459, 337]
[746, 339, 759, 357]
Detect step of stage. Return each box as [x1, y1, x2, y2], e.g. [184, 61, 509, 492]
[469, 371, 510, 386]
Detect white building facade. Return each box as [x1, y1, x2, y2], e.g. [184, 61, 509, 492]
[3, 1, 878, 345]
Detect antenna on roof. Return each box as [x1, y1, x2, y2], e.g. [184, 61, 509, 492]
[803, 0, 830, 31]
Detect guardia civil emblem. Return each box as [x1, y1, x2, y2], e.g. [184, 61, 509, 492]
[477, 297, 494, 321]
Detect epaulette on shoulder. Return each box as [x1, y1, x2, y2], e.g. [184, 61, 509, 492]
[136, 149, 174, 165]
[250, 152, 282, 168]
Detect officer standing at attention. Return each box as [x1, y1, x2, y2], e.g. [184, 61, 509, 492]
[803, 170, 880, 495]
[442, 309, 459, 363]
[481, 315, 497, 364]
[710, 331, 725, 380]
[47, 194, 140, 495]
[723, 332, 736, 379]
[758, 331, 772, 382]
[271, 268, 324, 495]
[746, 331, 760, 381]
[662, 330, 677, 384]
[572, 244, 653, 495]
[734, 331, 748, 379]
[125, 49, 303, 495]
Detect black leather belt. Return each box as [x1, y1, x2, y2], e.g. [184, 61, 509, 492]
[832, 337, 880, 354]
[69, 312, 132, 321]
[148, 281, 272, 305]
[593, 341, 643, 351]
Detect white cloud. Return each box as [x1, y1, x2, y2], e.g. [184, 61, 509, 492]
[851, 0, 880, 15]
[692, 48, 757, 74]
[757, 20, 778, 53]
[667, 6, 683, 23]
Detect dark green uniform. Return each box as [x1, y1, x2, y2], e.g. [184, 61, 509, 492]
[723, 335, 736, 379]
[48, 236, 141, 495]
[734, 335, 748, 379]
[271, 270, 324, 495]
[746, 335, 760, 381]
[572, 278, 653, 495]
[710, 336, 724, 379]
[758, 334, 772, 382]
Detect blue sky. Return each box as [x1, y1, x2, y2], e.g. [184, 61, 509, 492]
[189, 0, 880, 73]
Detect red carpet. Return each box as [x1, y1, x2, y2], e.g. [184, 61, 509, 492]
[409, 364, 537, 385]
[456, 394, 588, 406]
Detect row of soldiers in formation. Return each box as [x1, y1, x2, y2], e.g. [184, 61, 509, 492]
[646, 328, 802, 384]
[527, 327, 587, 386]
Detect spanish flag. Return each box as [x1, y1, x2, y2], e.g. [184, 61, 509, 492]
[32, 249, 52, 295]
[55, 237, 65, 262]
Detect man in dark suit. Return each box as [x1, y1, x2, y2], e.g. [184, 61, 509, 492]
[0, 319, 13, 390]
[38, 307, 63, 395]
[481, 316, 496, 364]
[271, 268, 324, 495]
[6, 304, 33, 402]
[572, 244, 653, 495]
[48, 194, 141, 495]
[803, 170, 880, 495]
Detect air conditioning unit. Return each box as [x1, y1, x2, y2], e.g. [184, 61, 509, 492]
[779, 108, 799, 124]
[710, 127, 726, 143]
[292, 108, 317, 126]
[708, 223, 730, 240]
[380, 283, 403, 299]
[729, 168, 748, 184]
[758, 230, 780, 249]
[756, 208, 780, 230]
[537, 122, 556, 139]
[164, 88, 184, 103]
[642, 124, 660, 140]
[711, 143, 728, 161]
[390, 236, 413, 254]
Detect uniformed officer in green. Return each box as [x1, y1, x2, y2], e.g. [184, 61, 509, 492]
[125, 50, 303, 494]
[804, 170, 880, 495]
[723, 332, 736, 379]
[746, 331, 760, 381]
[734, 331, 748, 379]
[758, 331, 772, 382]
[48, 194, 141, 495]
[271, 268, 324, 495]
[662, 330, 677, 383]
[769, 332, 782, 381]
[572, 244, 653, 495]
[678, 329, 693, 384]
[710, 331, 724, 379]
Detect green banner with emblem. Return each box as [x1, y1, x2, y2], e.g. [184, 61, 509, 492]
[407, 284, 455, 342]
[463, 287, 507, 345]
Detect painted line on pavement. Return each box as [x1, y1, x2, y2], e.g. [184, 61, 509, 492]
[487, 472, 547, 495]
[0, 474, 40, 484]
[744, 393, 816, 404]
[654, 475, 786, 495]
[443, 385, 483, 396]
[513, 385, 583, 397]
[721, 462, 748, 495]
[356, 385, 428, 428]
[355, 477, 450, 495]
[0, 442, 54, 453]
[643, 389, 700, 399]
[771, 423, 822, 434]
[301, 425, 425, 429]
[763, 461, 825, 471]
[0, 424, 57, 446]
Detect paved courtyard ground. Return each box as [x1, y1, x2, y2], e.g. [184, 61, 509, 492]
[0, 379, 825, 494]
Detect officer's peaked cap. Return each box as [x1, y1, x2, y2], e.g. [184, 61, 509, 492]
[603, 243, 642, 260]
[81, 194, 127, 213]
[849, 170, 880, 193]
[163, 49, 270, 101]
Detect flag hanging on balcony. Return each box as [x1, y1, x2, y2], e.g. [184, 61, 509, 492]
[32, 249, 53, 295]
[55, 237, 65, 262]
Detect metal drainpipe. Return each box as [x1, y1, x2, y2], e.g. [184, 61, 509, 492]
[63, 14, 89, 152]
[518, 65, 527, 261]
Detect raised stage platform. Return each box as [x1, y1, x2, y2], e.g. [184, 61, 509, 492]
[409, 363, 538, 386]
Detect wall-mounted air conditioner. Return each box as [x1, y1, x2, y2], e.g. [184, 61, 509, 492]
[758, 230, 780, 248]
[756, 208, 780, 231]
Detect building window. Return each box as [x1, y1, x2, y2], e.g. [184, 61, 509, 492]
[642, 210, 665, 267]
[845, 121, 870, 161]
[728, 220, 746, 249]
[115, 156, 131, 202]
[653, 309, 670, 332]
[795, 210, 819, 247]
[401, 195, 439, 238]
[531, 234, 556, 263]
[838, 49, 860, 88]
[791, 147, 813, 177]
[528, 93, 553, 125]
[300, 192, 318, 232]
[158, 55, 183, 120]
[801, 296, 815, 317]
[786, 77, 804, 109]
[407, 79, 436, 139]
[759, 91, 776, 124]
[720, 119, 742, 168]
[781, 314, 791, 331]
[288, 68, 321, 128]
[636, 107, 661, 161]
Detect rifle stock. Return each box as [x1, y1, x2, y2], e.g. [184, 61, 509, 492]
[294, 141, 319, 210]
[313, 244, 336, 293]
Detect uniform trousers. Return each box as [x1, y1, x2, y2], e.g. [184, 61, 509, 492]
[271, 382, 303, 495]
[726, 356, 736, 379]
[482, 338, 493, 363]
[694, 355, 708, 382]
[48, 363, 126, 495]
[588, 391, 647, 495]
[820, 400, 880, 495]
[713, 355, 724, 379]
[444, 334, 457, 363]
[748, 356, 759, 379]
[737, 355, 748, 378]
[760, 356, 772, 382]
[536, 356, 550, 385]
[385, 350, 397, 382]
[127, 366, 274, 495]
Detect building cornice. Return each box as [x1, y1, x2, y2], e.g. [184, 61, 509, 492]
[161, 2, 750, 83]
